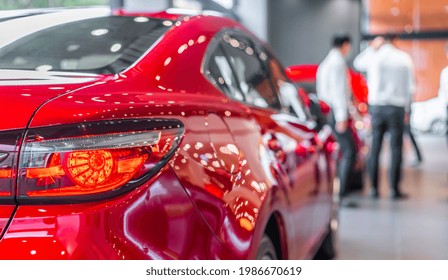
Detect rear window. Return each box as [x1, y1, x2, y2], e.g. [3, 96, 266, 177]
[0, 16, 172, 74]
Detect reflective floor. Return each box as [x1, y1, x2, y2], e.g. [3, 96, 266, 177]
[337, 133, 448, 259]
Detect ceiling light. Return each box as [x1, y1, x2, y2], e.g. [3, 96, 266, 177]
[110, 43, 122, 53]
[91, 29, 109, 36]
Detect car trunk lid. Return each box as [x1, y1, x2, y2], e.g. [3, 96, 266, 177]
[0, 70, 109, 237]
[0, 70, 108, 131]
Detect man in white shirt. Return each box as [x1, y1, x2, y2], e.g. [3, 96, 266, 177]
[438, 44, 448, 144]
[354, 34, 414, 199]
[317, 34, 356, 206]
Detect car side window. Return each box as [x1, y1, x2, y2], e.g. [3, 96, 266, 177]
[264, 53, 309, 120]
[205, 45, 245, 102]
[219, 34, 282, 111]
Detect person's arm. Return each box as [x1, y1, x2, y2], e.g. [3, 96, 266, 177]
[329, 61, 349, 132]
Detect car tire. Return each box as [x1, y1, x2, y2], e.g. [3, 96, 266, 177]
[256, 234, 278, 260]
[314, 227, 336, 260]
[431, 119, 447, 136]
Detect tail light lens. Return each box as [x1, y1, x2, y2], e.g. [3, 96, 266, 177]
[0, 130, 21, 202]
[0, 166, 12, 197]
[18, 119, 183, 203]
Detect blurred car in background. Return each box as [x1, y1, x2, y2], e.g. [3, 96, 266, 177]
[285, 65, 369, 115]
[411, 97, 447, 136]
[286, 64, 369, 194]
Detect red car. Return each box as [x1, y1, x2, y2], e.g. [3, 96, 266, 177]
[286, 64, 369, 193]
[0, 8, 337, 259]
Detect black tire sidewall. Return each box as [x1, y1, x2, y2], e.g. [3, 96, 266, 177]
[256, 235, 278, 260]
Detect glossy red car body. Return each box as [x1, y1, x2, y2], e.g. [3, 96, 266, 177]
[0, 9, 337, 259]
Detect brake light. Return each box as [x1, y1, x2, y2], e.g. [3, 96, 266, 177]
[0, 169, 12, 196]
[0, 169, 11, 179]
[0, 132, 20, 199]
[18, 119, 183, 202]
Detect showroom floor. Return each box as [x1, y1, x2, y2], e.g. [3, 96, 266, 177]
[337, 133, 448, 259]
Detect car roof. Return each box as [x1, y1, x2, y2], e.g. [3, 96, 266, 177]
[113, 7, 231, 20]
[0, 7, 245, 95]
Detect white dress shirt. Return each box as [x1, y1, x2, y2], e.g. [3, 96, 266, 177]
[316, 48, 351, 122]
[438, 66, 448, 106]
[354, 44, 415, 111]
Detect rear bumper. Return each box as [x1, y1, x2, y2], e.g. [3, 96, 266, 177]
[0, 167, 222, 259]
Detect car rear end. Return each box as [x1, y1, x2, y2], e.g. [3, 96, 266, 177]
[0, 9, 225, 260]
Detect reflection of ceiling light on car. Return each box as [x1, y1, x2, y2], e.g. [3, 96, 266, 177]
[134, 17, 149, 23]
[66, 44, 80, 52]
[36, 65, 53, 71]
[91, 29, 109, 36]
[162, 21, 173, 27]
[110, 43, 122, 53]
[13, 57, 27, 65]
[229, 38, 239, 48]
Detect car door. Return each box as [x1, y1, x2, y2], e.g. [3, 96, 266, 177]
[215, 32, 321, 257]
[264, 54, 335, 243]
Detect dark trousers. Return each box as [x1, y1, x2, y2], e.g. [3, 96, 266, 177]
[368, 105, 405, 194]
[329, 114, 356, 198]
[404, 122, 422, 162]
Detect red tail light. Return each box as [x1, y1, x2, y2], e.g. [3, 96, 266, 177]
[18, 119, 183, 203]
[0, 169, 12, 197]
[0, 131, 21, 200]
[0, 170, 12, 179]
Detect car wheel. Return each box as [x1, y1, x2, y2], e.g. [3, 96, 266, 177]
[256, 234, 278, 260]
[314, 227, 336, 260]
[431, 119, 447, 136]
